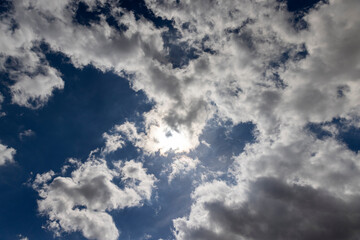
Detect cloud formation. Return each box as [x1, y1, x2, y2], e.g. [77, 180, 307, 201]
[153, 0, 360, 239]
[19, 129, 35, 140]
[1, 0, 359, 239]
[0, 15, 64, 108]
[33, 157, 156, 240]
[174, 177, 360, 240]
[168, 155, 199, 183]
[0, 143, 16, 166]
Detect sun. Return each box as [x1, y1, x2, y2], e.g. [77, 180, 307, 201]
[151, 125, 192, 154]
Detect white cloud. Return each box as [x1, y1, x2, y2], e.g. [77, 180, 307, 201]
[233, 128, 360, 197]
[143, 0, 360, 138]
[0, 143, 16, 166]
[1, 0, 165, 109]
[33, 157, 156, 240]
[112, 119, 205, 155]
[60, 158, 81, 175]
[168, 155, 199, 183]
[10, 67, 64, 109]
[0, 18, 64, 109]
[102, 132, 125, 155]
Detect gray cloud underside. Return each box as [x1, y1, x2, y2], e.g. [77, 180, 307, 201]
[176, 178, 360, 240]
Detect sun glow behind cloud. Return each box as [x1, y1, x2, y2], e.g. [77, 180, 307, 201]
[110, 120, 198, 156]
[152, 127, 191, 154]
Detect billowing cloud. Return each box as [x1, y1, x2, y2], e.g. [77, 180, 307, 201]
[0, 143, 16, 166]
[1, 0, 357, 148]
[33, 157, 156, 240]
[234, 129, 360, 197]
[174, 177, 360, 240]
[173, 129, 360, 239]
[157, 0, 360, 239]
[1, 0, 165, 109]
[0, 17, 64, 109]
[2, 0, 214, 153]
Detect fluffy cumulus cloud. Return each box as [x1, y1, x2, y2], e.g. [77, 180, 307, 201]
[234, 130, 360, 197]
[2, 0, 213, 153]
[0, 143, 16, 166]
[1, 0, 165, 109]
[33, 157, 156, 240]
[0, 16, 64, 109]
[173, 130, 360, 239]
[174, 177, 360, 240]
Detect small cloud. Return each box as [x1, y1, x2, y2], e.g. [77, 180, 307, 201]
[0, 93, 5, 117]
[102, 132, 125, 155]
[200, 140, 210, 148]
[141, 234, 152, 240]
[61, 158, 81, 175]
[19, 129, 35, 140]
[33, 156, 157, 240]
[168, 155, 200, 183]
[0, 143, 16, 166]
[18, 234, 29, 240]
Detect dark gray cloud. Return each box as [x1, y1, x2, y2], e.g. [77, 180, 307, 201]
[180, 178, 360, 240]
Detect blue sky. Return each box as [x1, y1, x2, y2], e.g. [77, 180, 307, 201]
[1, 0, 360, 240]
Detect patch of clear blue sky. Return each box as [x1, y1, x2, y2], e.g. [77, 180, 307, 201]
[307, 118, 360, 152]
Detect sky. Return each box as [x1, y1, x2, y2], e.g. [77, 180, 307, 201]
[0, 0, 360, 240]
